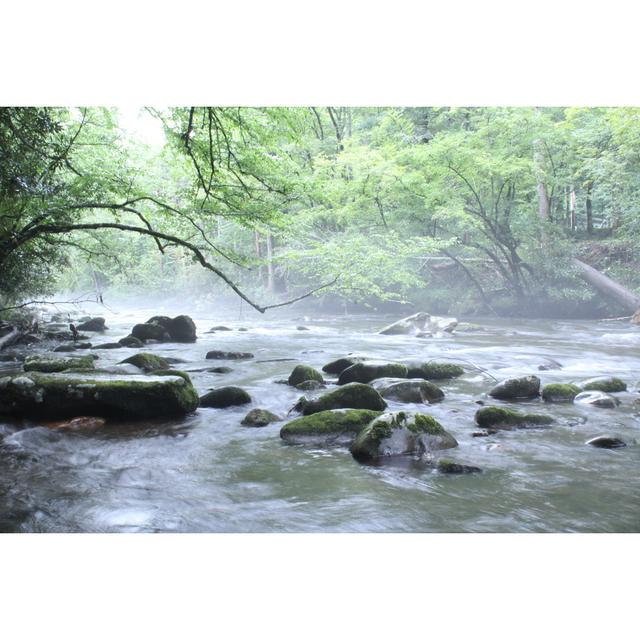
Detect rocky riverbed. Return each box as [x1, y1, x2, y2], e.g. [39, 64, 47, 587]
[1, 307, 639, 532]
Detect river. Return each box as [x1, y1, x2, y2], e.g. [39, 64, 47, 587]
[1, 307, 639, 532]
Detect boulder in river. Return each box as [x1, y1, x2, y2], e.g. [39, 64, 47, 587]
[146, 316, 172, 330]
[120, 353, 170, 373]
[206, 350, 254, 360]
[118, 335, 144, 348]
[574, 391, 620, 409]
[23, 354, 95, 373]
[168, 315, 197, 343]
[241, 408, 282, 427]
[208, 366, 233, 374]
[541, 383, 581, 403]
[0, 372, 199, 419]
[489, 375, 540, 400]
[200, 386, 252, 408]
[280, 408, 382, 446]
[92, 342, 123, 350]
[370, 377, 444, 404]
[350, 411, 458, 463]
[406, 361, 464, 380]
[76, 317, 107, 332]
[210, 325, 232, 331]
[322, 356, 367, 375]
[585, 435, 627, 449]
[338, 361, 408, 385]
[475, 406, 553, 430]
[131, 323, 168, 342]
[379, 312, 458, 336]
[300, 382, 387, 415]
[579, 376, 627, 393]
[287, 364, 324, 387]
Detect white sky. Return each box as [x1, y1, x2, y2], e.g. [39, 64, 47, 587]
[117, 107, 167, 149]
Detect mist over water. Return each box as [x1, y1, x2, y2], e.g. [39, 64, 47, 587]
[1, 299, 639, 532]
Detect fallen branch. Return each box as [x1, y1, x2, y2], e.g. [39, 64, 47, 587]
[0, 326, 20, 350]
[573, 258, 640, 313]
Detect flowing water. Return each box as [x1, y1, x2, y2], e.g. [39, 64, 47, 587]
[1, 307, 639, 532]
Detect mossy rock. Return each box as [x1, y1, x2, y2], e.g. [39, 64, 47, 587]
[241, 408, 281, 427]
[92, 342, 123, 350]
[350, 411, 458, 463]
[24, 354, 95, 373]
[338, 361, 408, 385]
[437, 459, 482, 474]
[371, 377, 444, 404]
[0, 372, 198, 419]
[208, 366, 233, 374]
[280, 409, 382, 446]
[146, 315, 173, 329]
[322, 356, 366, 375]
[475, 406, 553, 430]
[287, 364, 324, 387]
[118, 335, 144, 348]
[120, 353, 170, 372]
[489, 375, 540, 400]
[580, 376, 627, 393]
[542, 383, 581, 403]
[301, 382, 387, 415]
[296, 380, 325, 391]
[200, 386, 251, 408]
[406, 362, 464, 380]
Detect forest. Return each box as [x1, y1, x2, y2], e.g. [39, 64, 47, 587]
[2, 106, 640, 319]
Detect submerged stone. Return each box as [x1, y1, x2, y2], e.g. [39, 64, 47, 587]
[371, 377, 444, 404]
[489, 375, 540, 400]
[280, 409, 382, 446]
[206, 350, 254, 360]
[338, 361, 408, 385]
[92, 342, 123, 350]
[436, 459, 482, 474]
[287, 364, 324, 387]
[295, 380, 325, 391]
[208, 366, 233, 374]
[24, 354, 95, 373]
[120, 353, 170, 373]
[0, 372, 199, 419]
[350, 411, 458, 463]
[585, 435, 627, 449]
[322, 356, 367, 375]
[241, 408, 282, 427]
[475, 406, 553, 430]
[300, 382, 387, 415]
[406, 362, 464, 380]
[199, 386, 251, 408]
[542, 383, 581, 403]
[580, 376, 627, 393]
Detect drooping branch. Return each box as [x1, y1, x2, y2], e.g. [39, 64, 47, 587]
[13, 217, 338, 314]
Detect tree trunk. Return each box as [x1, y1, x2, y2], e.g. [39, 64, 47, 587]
[533, 139, 550, 222]
[573, 258, 640, 313]
[0, 326, 20, 350]
[585, 182, 593, 235]
[266, 234, 274, 292]
[569, 187, 577, 231]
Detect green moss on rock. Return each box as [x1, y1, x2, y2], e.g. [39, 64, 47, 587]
[0, 372, 198, 419]
[437, 459, 482, 474]
[287, 364, 324, 387]
[475, 406, 553, 429]
[542, 383, 581, 402]
[301, 382, 387, 415]
[371, 377, 444, 404]
[153, 369, 192, 384]
[199, 386, 251, 408]
[338, 361, 408, 385]
[120, 353, 170, 372]
[280, 409, 381, 445]
[350, 411, 457, 462]
[24, 354, 95, 373]
[581, 377, 627, 393]
[406, 362, 464, 380]
[322, 356, 366, 375]
[242, 408, 281, 427]
[489, 375, 540, 400]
